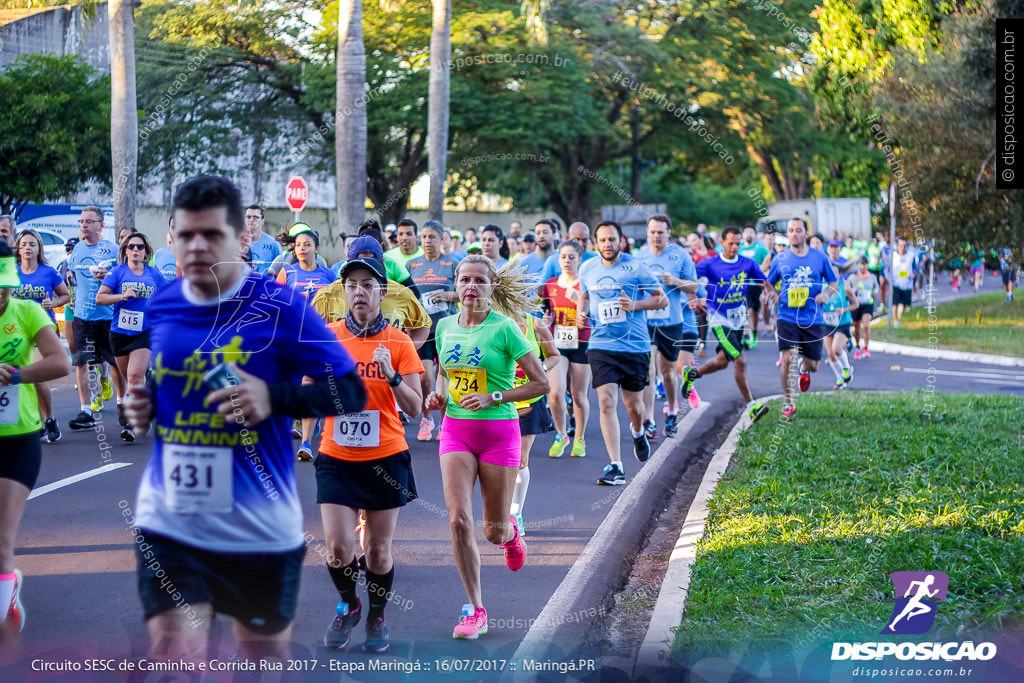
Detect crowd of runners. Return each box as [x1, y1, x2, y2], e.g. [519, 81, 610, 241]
[0, 185, 1018, 658]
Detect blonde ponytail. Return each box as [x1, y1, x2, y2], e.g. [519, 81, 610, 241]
[455, 254, 540, 318]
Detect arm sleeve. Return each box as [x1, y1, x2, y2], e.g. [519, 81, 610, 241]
[268, 371, 367, 418]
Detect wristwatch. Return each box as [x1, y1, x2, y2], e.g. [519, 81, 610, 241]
[490, 391, 503, 404]
[10, 368, 20, 385]
[387, 371, 403, 387]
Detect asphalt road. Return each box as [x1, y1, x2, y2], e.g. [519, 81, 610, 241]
[2, 277, 1018, 681]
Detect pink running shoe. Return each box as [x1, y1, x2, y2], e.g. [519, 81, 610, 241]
[853, 348, 862, 360]
[453, 604, 488, 639]
[688, 387, 701, 410]
[500, 515, 527, 571]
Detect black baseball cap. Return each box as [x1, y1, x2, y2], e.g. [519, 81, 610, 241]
[340, 257, 387, 285]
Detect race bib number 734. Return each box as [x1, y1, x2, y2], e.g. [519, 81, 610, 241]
[447, 368, 487, 404]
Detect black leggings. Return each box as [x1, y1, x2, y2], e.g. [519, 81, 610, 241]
[0, 432, 42, 490]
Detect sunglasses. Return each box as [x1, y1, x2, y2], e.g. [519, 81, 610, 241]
[126, 243, 147, 250]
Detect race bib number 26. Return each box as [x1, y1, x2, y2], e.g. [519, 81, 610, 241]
[555, 325, 578, 349]
[0, 388, 19, 426]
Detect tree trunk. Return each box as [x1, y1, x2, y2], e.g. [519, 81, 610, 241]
[629, 104, 643, 201]
[427, 0, 451, 221]
[252, 130, 264, 204]
[749, 147, 785, 201]
[336, 0, 368, 235]
[109, 0, 137, 233]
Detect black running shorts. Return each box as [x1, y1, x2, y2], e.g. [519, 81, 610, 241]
[135, 530, 305, 634]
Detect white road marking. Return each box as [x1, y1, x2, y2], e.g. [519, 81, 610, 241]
[27, 463, 133, 500]
[900, 367, 1024, 381]
[974, 378, 1024, 387]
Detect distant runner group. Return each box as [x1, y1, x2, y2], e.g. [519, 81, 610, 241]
[1, 182, 1011, 657]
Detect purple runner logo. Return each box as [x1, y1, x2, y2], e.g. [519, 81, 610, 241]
[882, 571, 948, 635]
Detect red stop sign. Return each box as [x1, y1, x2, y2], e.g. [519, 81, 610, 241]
[286, 176, 308, 211]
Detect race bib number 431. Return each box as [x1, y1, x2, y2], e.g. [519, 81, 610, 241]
[163, 445, 233, 514]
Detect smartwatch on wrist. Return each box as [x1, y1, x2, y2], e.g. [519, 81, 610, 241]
[10, 368, 20, 385]
[490, 390, 503, 404]
[387, 371, 403, 387]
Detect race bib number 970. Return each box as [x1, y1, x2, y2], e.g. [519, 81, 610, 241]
[332, 410, 381, 447]
[163, 445, 233, 514]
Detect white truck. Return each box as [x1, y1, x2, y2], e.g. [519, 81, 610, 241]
[759, 198, 872, 238]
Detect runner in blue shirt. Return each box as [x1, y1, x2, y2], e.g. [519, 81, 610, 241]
[765, 218, 838, 418]
[538, 222, 597, 283]
[274, 226, 338, 460]
[577, 221, 667, 485]
[153, 217, 179, 282]
[66, 207, 124, 432]
[244, 204, 282, 274]
[97, 232, 168, 443]
[690, 227, 772, 422]
[635, 215, 700, 440]
[123, 176, 366, 665]
[822, 277, 857, 390]
[517, 219, 558, 288]
[13, 229, 71, 443]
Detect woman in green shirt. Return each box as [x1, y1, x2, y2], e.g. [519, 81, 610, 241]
[425, 255, 549, 640]
[0, 241, 71, 637]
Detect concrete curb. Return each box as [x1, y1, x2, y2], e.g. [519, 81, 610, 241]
[867, 340, 1024, 367]
[509, 400, 722, 677]
[632, 393, 786, 678]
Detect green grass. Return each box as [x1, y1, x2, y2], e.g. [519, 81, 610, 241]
[671, 392, 1024, 659]
[873, 292, 1023, 357]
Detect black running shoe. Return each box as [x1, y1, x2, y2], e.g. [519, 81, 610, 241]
[68, 411, 96, 430]
[597, 463, 626, 486]
[681, 368, 699, 398]
[363, 617, 390, 653]
[44, 418, 61, 443]
[633, 432, 651, 462]
[664, 413, 679, 438]
[120, 424, 136, 443]
[324, 598, 361, 649]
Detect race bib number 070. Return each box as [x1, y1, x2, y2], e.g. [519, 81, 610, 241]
[332, 410, 381, 447]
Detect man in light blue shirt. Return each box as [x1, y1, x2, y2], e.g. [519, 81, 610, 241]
[66, 206, 124, 430]
[244, 204, 281, 274]
[539, 221, 596, 284]
[578, 221, 667, 484]
[635, 214, 700, 439]
[517, 219, 559, 287]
